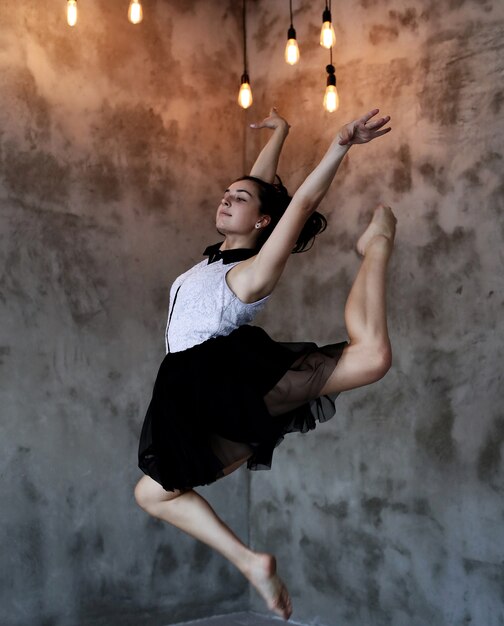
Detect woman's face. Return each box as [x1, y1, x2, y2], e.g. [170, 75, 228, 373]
[215, 179, 268, 237]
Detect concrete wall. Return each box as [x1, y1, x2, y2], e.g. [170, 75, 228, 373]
[247, 1, 504, 625]
[0, 2, 252, 625]
[2, 1, 504, 625]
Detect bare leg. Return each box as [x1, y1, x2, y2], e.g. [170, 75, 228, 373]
[320, 203, 396, 395]
[134, 470, 292, 620]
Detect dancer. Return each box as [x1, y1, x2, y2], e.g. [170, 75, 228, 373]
[135, 108, 395, 620]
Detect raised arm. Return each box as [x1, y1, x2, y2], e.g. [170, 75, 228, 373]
[287, 108, 390, 212]
[228, 109, 391, 302]
[249, 108, 290, 183]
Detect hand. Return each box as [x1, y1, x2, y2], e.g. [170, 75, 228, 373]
[250, 107, 290, 133]
[337, 109, 391, 146]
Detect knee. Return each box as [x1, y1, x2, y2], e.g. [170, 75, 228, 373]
[134, 476, 183, 514]
[134, 476, 156, 512]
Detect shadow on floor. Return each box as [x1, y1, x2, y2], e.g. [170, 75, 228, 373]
[168, 611, 308, 626]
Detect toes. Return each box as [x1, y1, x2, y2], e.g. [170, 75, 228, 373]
[275, 587, 292, 619]
[283, 595, 292, 618]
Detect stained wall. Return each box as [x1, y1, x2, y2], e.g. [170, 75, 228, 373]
[247, 1, 504, 625]
[0, 2, 252, 625]
[2, 1, 504, 625]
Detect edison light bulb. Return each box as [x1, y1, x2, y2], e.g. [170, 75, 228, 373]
[67, 0, 77, 27]
[284, 26, 300, 65]
[320, 21, 336, 48]
[128, 0, 143, 24]
[323, 84, 340, 113]
[238, 80, 253, 109]
[285, 38, 300, 65]
[320, 7, 336, 49]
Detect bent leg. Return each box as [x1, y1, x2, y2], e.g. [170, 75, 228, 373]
[134, 471, 292, 620]
[321, 204, 396, 395]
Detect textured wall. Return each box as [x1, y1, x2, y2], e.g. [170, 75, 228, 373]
[2, 1, 504, 625]
[247, 1, 504, 625]
[0, 1, 252, 625]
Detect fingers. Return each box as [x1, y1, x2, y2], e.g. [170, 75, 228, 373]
[372, 127, 392, 138]
[358, 110, 393, 134]
[358, 108, 380, 124]
[250, 107, 276, 129]
[366, 115, 391, 130]
[250, 107, 290, 130]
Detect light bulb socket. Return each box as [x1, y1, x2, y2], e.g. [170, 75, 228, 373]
[322, 8, 332, 22]
[326, 64, 336, 86]
[240, 73, 250, 85]
[287, 25, 297, 40]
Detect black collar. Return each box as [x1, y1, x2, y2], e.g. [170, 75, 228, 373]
[203, 242, 257, 265]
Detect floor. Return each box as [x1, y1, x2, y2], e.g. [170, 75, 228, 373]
[169, 612, 308, 626]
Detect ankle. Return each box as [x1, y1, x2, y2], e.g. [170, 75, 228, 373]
[236, 547, 260, 577]
[240, 550, 272, 578]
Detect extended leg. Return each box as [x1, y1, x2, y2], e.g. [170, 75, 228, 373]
[320, 204, 396, 395]
[134, 473, 292, 620]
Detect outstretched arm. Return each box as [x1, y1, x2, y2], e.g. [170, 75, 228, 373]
[249, 108, 290, 183]
[289, 108, 390, 210]
[229, 109, 391, 302]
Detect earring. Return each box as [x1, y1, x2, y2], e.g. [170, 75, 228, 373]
[255, 223, 261, 229]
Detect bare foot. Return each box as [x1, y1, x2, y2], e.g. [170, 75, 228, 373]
[356, 203, 397, 256]
[245, 553, 292, 620]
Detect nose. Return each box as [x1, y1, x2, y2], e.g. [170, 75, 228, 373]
[222, 195, 231, 207]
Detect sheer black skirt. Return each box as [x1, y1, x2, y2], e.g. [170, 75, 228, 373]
[138, 325, 346, 492]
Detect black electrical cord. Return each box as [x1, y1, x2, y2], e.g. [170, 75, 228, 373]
[242, 0, 248, 74]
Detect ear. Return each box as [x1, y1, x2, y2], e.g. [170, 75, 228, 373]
[258, 214, 271, 228]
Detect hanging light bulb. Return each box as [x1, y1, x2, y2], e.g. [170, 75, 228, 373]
[323, 64, 339, 113]
[67, 0, 78, 27]
[285, 26, 300, 65]
[238, 0, 253, 109]
[320, 2, 336, 49]
[238, 73, 253, 109]
[128, 0, 143, 24]
[324, 83, 339, 112]
[284, 0, 300, 65]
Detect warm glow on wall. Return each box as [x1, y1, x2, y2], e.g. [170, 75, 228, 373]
[61, 0, 343, 112]
[67, 0, 77, 27]
[128, 0, 143, 24]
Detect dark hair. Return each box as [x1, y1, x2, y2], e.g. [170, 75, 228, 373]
[235, 175, 327, 253]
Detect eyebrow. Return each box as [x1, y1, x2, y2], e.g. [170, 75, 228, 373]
[226, 188, 253, 197]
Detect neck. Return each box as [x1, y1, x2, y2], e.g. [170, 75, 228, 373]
[220, 234, 258, 251]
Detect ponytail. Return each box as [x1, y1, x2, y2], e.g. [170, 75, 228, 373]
[236, 175, 327, 253]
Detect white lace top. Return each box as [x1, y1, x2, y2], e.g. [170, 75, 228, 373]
[165, 258, 269, 353]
